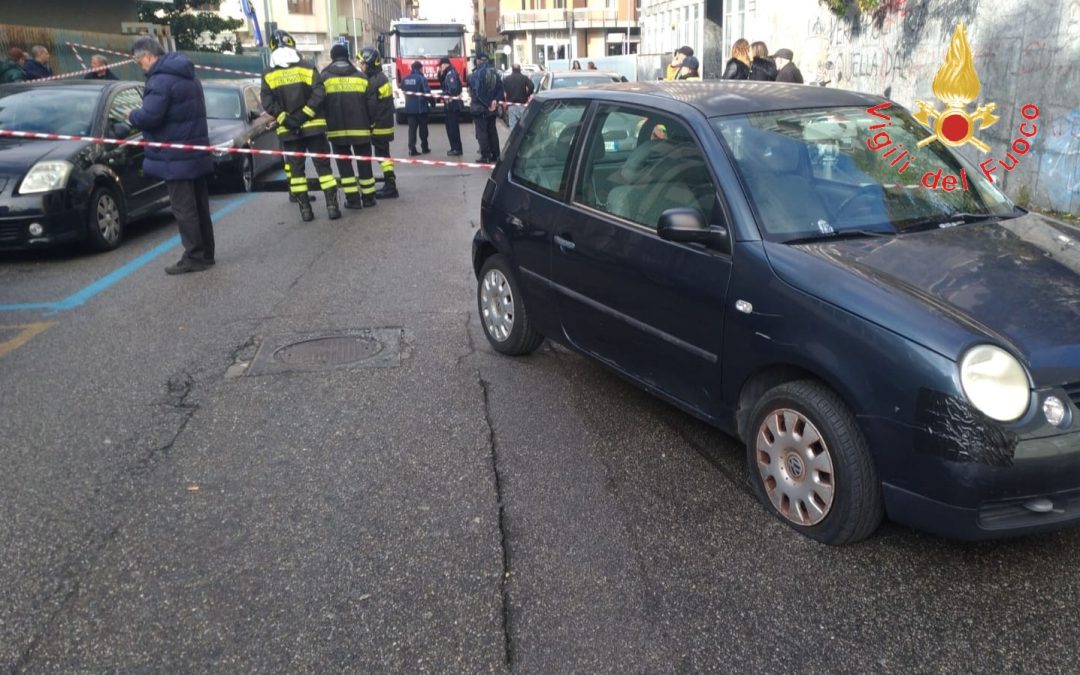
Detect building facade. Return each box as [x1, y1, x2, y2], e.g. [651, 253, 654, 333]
[497, 0, 639, 68]
[638, 0, 722, 79]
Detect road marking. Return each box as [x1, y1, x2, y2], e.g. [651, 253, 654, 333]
[0, 193, 256, 315]
[0, 322, 55, 358]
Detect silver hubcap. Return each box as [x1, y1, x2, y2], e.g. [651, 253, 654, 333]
[756, 408, 835, 526]
[480, 269, 514, 342]
[96, 193, 121, 244]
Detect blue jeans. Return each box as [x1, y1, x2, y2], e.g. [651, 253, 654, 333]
[507, 105, 525, 131]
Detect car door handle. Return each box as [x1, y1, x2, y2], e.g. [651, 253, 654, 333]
[508, 215, 524, 229]
[554, 234, 575, 251]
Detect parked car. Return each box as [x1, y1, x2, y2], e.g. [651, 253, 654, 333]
[203, 79, 283, 193]
[535, 70, 626, 93]
[0, 80, 168, 251]
[473, 81, 1080, 544]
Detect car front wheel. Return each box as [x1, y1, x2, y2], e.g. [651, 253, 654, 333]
[85, 186, 124, 251]
[746, 380, 883, 545]
[241, 154, 256, 193]
[477, 254, 544, 355]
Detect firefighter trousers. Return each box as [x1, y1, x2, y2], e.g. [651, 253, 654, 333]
[285, 135, 336, 196]
[331, 142, 376, 197]
[372, 139, 395, 180]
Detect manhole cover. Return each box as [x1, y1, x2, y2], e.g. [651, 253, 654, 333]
[245, 328, 402, 376]
[273, 335, 383, 368]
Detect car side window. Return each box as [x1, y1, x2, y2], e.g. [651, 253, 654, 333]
[575, 105, 717, 230]
[510, 99, 588, 197]
[107, 87, 143, 133]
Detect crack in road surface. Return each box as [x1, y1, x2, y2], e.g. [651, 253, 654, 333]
[478, 375, 514, 670]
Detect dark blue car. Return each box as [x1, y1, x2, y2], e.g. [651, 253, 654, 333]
[472, 81, 1080, 544]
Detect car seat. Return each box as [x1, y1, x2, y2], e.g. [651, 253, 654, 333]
[740, 130, 832, 234]
[606, 130, 704, 227]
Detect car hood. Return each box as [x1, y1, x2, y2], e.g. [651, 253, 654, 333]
[765, 212, 1080, 385]
[206, 119, 247, 146]
[0, 138, 86, 174]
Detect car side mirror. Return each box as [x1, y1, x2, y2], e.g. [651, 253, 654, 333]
[657, 208, 731, 253]
[111, 121, 132, 139]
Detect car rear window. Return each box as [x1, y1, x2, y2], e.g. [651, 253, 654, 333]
[510, 99, 589, 197]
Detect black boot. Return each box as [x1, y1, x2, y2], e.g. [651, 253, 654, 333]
[297, 194, 314, 222]
[375, 173, 398, 199]
[325, 188, 342, 220]
[361, 194, 377, 208]
[344, 193, 364, 210]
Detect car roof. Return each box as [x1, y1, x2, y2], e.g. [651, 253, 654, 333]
[0, 80, 128, 91]
[202, 79, 261, 89]
[547, 71, 620, 77]
[536, 80, 885, 117]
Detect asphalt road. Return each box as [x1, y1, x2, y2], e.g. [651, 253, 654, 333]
[2, 124, 1080, 673]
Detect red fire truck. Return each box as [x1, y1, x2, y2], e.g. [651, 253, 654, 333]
[379, 19, 469, 123]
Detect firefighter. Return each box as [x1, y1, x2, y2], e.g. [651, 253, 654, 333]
[261, 30, 340, 221]
[321, 44, 378, 209]
[359, 47, 399, 199]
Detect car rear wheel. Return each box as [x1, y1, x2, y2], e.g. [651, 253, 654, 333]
[746, 380, 883, 544]
[477, 254, 544, 355]
[85, 186, 124, 251]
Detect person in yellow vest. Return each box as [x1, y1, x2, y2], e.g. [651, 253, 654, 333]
[322, 44, 378, 209]
[664, 46, 694, 81]
[260, 30, 340, 222]
[360, 47, 399, 199]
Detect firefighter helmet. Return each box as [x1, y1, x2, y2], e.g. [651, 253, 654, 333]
[269, 30, 296, 50]
[358, 47, 382, 69]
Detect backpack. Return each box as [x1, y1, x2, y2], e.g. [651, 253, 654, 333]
[480, 66, 498, 98]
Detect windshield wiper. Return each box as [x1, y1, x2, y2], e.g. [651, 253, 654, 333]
[785, 228, 896, 245]
[899, 212, 1005, 232]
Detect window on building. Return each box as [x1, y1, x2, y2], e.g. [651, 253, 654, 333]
[288, 0, 313, 15]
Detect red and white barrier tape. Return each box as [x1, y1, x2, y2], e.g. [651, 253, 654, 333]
[398, 88, 528, 109]
[0, 128, 494, 170]
[69, 44, 87, 70]
[29, 59, 136, 83]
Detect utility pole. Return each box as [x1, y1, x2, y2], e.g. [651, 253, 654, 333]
[350, 0, 358, 51]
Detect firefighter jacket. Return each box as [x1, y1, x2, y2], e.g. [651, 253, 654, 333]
[365, 67, 395, 142]
[320, 59, 376, 145]
[260, 48, 328, 142]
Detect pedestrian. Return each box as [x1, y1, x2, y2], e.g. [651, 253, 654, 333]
[571, 60, 582, 71]
[749, 41, 777, 81]
[773, 48, 804, 84]
[21, 46, 52, 80]
[665, 45, 694, 81]
[587, 61, 597, 70]
[360, 48, 399, 199]
[722, 39, 751, 80]
[261, 30, 340, 222]
[673, 55, 702, 81]
[468, 52, 504, 164]
[437, 57, 464, 156]
[127, 37, 215, 274]
[322, 43, 378, 210]
[401, 61, 432, 156]
[84, 54, 119, 80]
[1, 48, 26, 83]
[501, 63, 534, 132]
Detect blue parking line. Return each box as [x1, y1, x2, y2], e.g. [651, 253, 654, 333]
[0, 192, 256, 315]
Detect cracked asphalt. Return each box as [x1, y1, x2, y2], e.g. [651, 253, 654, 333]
[3, 125, 1080, 673]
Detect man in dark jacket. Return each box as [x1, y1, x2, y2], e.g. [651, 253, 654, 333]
[437, 57, 464, 156]
[501, 63, 533, 131]
[322, 44, 378, 209]
[84, 55, 119, 80]
[128, 37, 215, 274]
[1, 48, 27, 83]
[360, 48, 398, 198]
[22, 46, 53, 80]
[401, 61, 432, 156]
[773, 49, 804, 84]
[468, 52, 504, 164]
[261, 30, 339, 222]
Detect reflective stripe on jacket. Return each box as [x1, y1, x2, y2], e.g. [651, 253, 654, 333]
[321, 59, 376, 144]
[366, 69, 395, 141]
[260, 61, 328, 141]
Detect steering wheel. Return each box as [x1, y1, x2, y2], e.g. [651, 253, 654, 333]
[833, 184, 883, 221]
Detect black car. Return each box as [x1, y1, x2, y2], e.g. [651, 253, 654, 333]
[0, 80, 169, 250]
[474, 81, 1080, 543]
[203, 79, 283, 193]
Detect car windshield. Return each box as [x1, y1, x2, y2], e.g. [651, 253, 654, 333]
[0, 88, 100, 136]
[551, 74, 622, 89]
[397, 33, 464, 57]
[204, 89, 243, 120]
[712, 106, 1017, 243]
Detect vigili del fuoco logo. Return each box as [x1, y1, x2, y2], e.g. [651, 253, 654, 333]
[865, 22, 1040, 191]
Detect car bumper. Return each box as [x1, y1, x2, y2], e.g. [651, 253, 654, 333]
[0, 192, 85, 250]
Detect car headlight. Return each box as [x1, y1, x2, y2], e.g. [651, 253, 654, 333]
[959, 344, 1031, 422]
[19, 160, 73, 194]
[212, 140, 235, 157]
